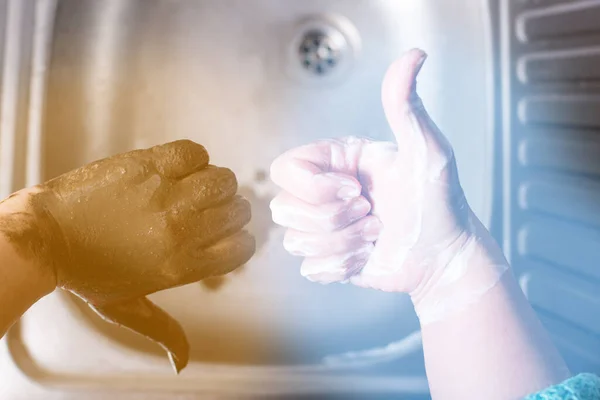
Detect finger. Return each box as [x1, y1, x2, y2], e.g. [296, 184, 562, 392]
[167, 166, 238, 211]
[269, 140, 365, 204]
[151, 140, 210, 178]
[171, 195, 251, 247]
[353, 224, 419, 293]
[270, 191, 371, 232]
[381, 49, 452, 171]
[283, 215, 382, 257]
[174, 230, 256, 284]
[90, 297, 189, 374]
[300, 244, 374, 284]
[48, 153, 153, 192]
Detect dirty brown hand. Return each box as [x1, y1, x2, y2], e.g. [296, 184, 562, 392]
[0, 140, 255, 373]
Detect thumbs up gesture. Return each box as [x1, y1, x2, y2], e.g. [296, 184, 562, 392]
[270, 49, 500, 321]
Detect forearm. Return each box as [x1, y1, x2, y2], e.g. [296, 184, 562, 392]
[415, 215, 570, 400]
[0, 190, 56, 338]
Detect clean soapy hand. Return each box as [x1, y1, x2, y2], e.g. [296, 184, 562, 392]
[269, 49, 508, 325]
[269, 49, 573, 400]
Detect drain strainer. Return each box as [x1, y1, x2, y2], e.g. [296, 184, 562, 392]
[286, 15, 361, 85]
[298, 30, 343, 76]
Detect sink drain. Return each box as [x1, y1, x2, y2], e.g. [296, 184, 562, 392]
[298, 30, 344, 76]
[286, 15, 361, 85]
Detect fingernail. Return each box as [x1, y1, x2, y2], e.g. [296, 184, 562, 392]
[349, 197, 371, 218]
[362, 219, 383, 242]
[316, 173, 361, 200]
[338, 184, 361, 200]
[416, 53, 427, 69]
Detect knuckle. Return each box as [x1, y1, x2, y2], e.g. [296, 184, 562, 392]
[269, 158, 284, 185]
[183, 139, 207, 153]
[300, 263, 318, 280]
[341, 136, 370, 146]
[268, 194, 286, 222]
[166, 139, 202, 154]
[115, 158, 150, 180]
[282, 230, 297, 253]
[303, 270, 341, 285]
[268, 195, 278, 211]
[156, 139, 209, 165]
[229, 196, 252, 224]
[216, 167, 238, 190]
[175, 139, 195, 148]
[184, 167, 237, 204]
[282, 230, 306, 256]
[300, 258, 345, 284]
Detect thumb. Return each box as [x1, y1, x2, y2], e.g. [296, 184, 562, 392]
[381, 49, 453, 177]
[90, 297, 189, 374]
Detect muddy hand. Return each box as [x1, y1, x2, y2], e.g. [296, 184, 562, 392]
[16, 140, 255, 373]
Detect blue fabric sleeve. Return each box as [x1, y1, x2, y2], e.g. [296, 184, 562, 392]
[523, 373, 600, 400]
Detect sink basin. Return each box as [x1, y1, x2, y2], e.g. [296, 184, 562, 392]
[8, 0, 495, 396]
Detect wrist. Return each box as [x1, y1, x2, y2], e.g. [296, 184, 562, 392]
[0, 188, 58, 297]
[409, 212, 510, 325]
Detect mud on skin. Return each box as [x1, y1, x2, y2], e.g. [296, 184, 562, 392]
[0, 140, 256, 373]
[200, 184, 276, 291]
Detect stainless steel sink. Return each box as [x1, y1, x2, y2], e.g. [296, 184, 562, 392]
[6, 0, 495, 396]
